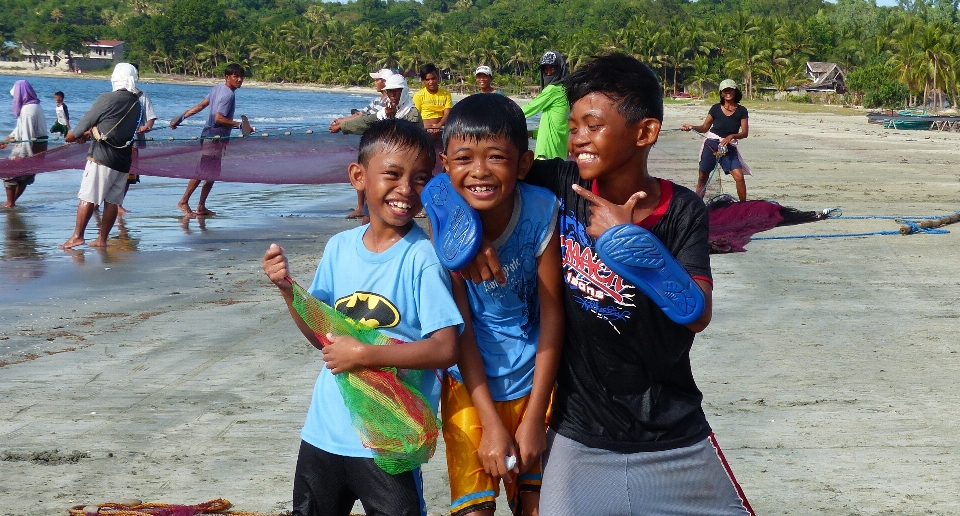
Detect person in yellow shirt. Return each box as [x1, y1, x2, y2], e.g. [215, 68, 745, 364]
[413, 63, 453, 141]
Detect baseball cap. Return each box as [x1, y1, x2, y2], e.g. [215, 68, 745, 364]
[540, 51, 559, 66]
[474, 65, 493, 77]
[718, 79, 738, 92]
[383, 75, 407, 90]
[369, 68, 394, 80]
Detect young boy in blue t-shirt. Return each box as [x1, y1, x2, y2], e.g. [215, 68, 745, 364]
[262, 119, 464, 516]
[427, 93, 564, 516]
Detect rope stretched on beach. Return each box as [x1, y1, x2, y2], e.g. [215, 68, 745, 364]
[751, 209, 959, 241]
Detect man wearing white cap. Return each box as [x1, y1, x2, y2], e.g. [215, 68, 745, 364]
[60, 62, 143, 249]
[329, 68, 394, 134]
[338, 74, 421, 135]
[473, 65, 503, 95]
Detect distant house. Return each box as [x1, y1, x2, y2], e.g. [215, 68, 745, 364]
[805, 62, 847, 93]
[74, 40, 125, 71]
[11, 39, 124, 71]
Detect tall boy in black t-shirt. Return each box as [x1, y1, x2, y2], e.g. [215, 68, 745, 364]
[458, 53, 754, 515]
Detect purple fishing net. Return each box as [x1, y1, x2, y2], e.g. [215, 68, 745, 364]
[2, 131, 361, 184]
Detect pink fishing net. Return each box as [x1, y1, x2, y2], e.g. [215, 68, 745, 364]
[707, 195, 827, 253]
[1, 132, 359, 184]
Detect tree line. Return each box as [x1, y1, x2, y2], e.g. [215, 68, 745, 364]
[4, 0, 960, 108]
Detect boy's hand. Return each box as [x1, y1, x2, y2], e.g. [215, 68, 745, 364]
[514, 417, 546, 474]
[262, 243, 292, 291]
[322, 334, 367, 373]
[478, 420, 518, 483]
[458, 239, 507, 286]
[572, 184, 646, 239]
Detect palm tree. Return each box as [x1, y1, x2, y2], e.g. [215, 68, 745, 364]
[726, 32, 764, 98]
[687, 55, 717, 98]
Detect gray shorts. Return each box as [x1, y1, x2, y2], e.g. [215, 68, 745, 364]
[540, 430, 754, 516]
[78, 159, 127, 206]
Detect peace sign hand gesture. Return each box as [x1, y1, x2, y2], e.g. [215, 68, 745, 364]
[571, 183, 647, 239]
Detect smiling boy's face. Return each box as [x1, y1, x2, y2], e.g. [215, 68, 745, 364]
[441, 133, 531, 213]
[350, 145, 433, 229]
[568, 92, 655, 181]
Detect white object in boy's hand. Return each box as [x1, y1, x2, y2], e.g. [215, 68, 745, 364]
[506, 455, 518, 472]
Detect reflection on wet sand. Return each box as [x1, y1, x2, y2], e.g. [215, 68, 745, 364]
[1, 209, 46, 282]
[178, 214, 208, 234]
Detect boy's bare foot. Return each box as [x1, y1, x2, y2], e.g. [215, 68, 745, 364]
[59, 236, 85, 249]
[89, 238, 108, 248]
[118, 205, 130, 214]
[194, 207, 216, 217]
[178, 201, 192, 215]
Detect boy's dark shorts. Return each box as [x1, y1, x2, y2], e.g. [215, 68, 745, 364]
[50, 122, 69, 135]
[699, 140, 742, 175]
[292, 440, 425, 516]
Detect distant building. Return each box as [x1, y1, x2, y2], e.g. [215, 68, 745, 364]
[10, 39, 124, 71]
[805, 62, 847, 93]
[73, 40, 125, 71]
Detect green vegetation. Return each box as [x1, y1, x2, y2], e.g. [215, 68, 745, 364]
[3, 0, 960, 107]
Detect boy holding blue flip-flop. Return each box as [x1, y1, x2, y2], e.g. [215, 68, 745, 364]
[423, 93, 564, 516]
[444, 53, 754, 515]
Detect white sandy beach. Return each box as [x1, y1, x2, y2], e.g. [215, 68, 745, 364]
[2, 102, 960, 515]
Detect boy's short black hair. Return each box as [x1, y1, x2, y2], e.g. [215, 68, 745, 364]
[419, 63, 440, 80]
[54, 91, 64, 98]
[224, 63, 245, 77]
[564, 52, 663, 124]
[442, 94, 528, 155]
[358, 119, 436, 169]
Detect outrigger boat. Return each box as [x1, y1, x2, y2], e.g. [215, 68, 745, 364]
[866, 109, 960, 131]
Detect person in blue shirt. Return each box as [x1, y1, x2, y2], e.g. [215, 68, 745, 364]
[170, 63, 246, 217]
[431, 93, 564, 516]
[263, 119, 463, 516]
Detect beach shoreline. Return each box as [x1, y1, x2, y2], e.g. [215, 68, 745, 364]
[2, 104, 960, 515]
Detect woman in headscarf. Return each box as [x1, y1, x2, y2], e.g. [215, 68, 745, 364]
[3, 80, 48, 207]
[521, 50, 570, 160]
[681, 79, 750, 201]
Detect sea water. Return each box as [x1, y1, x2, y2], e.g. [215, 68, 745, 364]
[0, 75, 378, 265]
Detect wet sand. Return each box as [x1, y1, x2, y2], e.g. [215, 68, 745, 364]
[2, 104, 960, 515]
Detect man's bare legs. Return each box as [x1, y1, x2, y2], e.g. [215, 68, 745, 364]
[179, 179, 216, 216]
[60, 200, 119, 249]
[3, 184, 27, 208]
[195, 180, 216, 216]
[178, 179, 201, 214]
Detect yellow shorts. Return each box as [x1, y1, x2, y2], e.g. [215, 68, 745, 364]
[441, 375, 549, 516]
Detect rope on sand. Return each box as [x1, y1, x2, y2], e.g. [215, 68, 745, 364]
[751, 209, 958, 241]
[68, 498, 283, 516]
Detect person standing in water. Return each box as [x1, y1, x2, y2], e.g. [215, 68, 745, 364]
[169, 63, 246, 217]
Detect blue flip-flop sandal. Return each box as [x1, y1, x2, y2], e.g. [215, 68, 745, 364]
[421, 173, 482, 270]
[595, 224, 705, 325]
